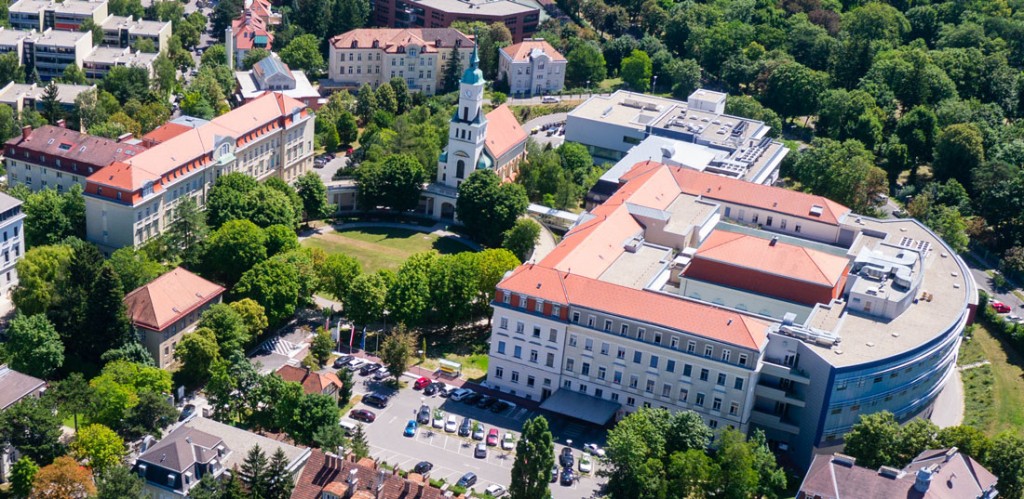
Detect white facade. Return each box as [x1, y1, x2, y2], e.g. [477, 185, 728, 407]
[498, 39, 566, 97]
[0, 195, 26, 295]
[436, 62, 487, 189]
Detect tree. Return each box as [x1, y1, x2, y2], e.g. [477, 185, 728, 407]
[231, 298, 269, 341]
[265, 448, 295, 499]
[714, 429, 759, 499]
[0, 104, 20, 144]
[350, 424, 370, 460]
[345, 271, 390, 326]
[429, 253, 477, 328]
[336, 110, 359, 144]
[71, 424, 125, 475]
[762, 61, 830, 120]
[442, 45, 464, 93]
[388, 77, 411, 114]
[31, 456, 96, 499]
[896, 106, 939, 162]
[201, 44, 227, 67]
[0, 397, 65, 465]
[235, 257, 303, 325]
[988, 431, 1024, 499]
[337, 368, 354, 407]
[0, 52, 25, 84]
[49, 373, 92, 434]
[82, 266, 133, 363]
[937, 426, 991, 463]
[10, 456, 38, 499]
[16, 185, 86, 248]
[386, 252, 436, 326]
[289, 393, 339, 446]
[243, 48, 272, 69]
[60, 64, 88, 85]
[240, 445, 270, 496]
[842, 411, 902, 470]
[566, 41, 607, 89]
[122, 390, 177, 440]
[101, 65, 151, 104]
[5, 313, 63, 378]
[620, 50, 653, 91]
[199, 303, 251, 358]
[666, 58, 701, 99]
[356, 84, 377, 123]
[791, 138, 887, 213]
[313, 423, 347, 454]
[280, 34, 324, 75]
[107, 247, 164, 291]
[95, 465, 146, 499]
[457, 169, 529, 247]
[375, 83, 398, 115]
[378, 324, 417, 380]
[815, 89, 885, 149]
[311, 327, 334, 367]
[356, 154, 427, 211]
[509, 416, 554, 499]
[175, 328, 221, 388]
[502, 219, 540, 264]
[295, 172, 333, 222]
[165, 196, 208, 257]
[264, 225, 298, 258]
[933, 123, 984, 187]
[100, 341, 154, 367]
[202, 219, 268, 285]
[39, 81, 63, 125]
[668, 449, 718, 499]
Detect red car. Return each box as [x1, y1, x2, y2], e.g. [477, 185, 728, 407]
[349, 409, 376, 423]
[414, 377, 431, 390]
[992, 301, 1012, 313]
[486, 428, 499, 446]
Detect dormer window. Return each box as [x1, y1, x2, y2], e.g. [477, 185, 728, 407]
[351, 40, 358, 48]
[372, 40, 379, 48]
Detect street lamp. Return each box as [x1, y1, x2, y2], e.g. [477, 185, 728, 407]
[586, 80, 590, 98]
[652, 75, 658, 94]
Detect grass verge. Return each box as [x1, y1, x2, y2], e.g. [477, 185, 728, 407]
[960, 324, 1024, 435]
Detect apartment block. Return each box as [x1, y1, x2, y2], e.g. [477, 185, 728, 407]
[498, 38, 565, 97]
[82, 46, 157, 79]
[371, 0, 540, 42]
[0, 194, 26, 294]
[0, 82, 94, 115]
[84, 92, 315, 253]
[8, 0, 108, 32]
[101, 15, 172, 51]
[488, 161, 976, 469]
[29, 28, 93, 81]
[327, 28, 473, 95]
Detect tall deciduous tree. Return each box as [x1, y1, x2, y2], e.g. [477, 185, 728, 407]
[107, 247, 164, 291]
[310, 327, 334, 367]
[565, 41, 607, 89]
[5, 313, 63, 378]
[620, 50, 653, 91]
[295, 172, 333, 222]
[356, 153, 427, 212]
[344, 271, 390, 326]
[319, 253, 362, 304]
[166, 196, 208, 257]
[988, 431, 1024, 499]
[502, 218, 540, 262]
[933, 123, 985, 188]
[791, 138, 888, 213]
[509, 416, 554, 499]
[280, 34, 324, 75]
[385, 252, 435, 326]
[12, 244, 72, 316]
[202, 219, 268, 286]
[83, 266, 134, 363]
[378, 324, 417, 380]
[235, 257, 302, 325]
[31, 456, 96, 498]
[356, 84, 377, 124]
[71, 424, 125, 475]
[457, 169, 529, 247]
[199, 303, 251, 358]
[174, 327, 222, 388]
[0, 397, 65, 465]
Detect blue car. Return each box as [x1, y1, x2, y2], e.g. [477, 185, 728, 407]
[404, 420, 417, 437]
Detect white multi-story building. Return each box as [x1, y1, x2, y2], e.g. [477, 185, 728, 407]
[0, 194, 26, 294]
[8, 0, 108, 32]
[327, 28, 474, 95]
[497, 38, 566, 97]
[488, 161, 976, 469]
[83, 92, 315, 253]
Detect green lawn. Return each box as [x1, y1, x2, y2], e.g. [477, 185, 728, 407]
[415, 326, 491, 381]
[302, 227, 473, 273]
[960, 324, 1024, 436]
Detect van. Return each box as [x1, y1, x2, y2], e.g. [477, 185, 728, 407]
[339, 420, 356, 436]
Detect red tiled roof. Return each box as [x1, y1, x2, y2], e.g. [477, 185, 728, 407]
[232, 14, 273, 50]
[500, 39, 565, 62]
[692, 230, 849, 287]
[329, 28, 473, 54]
[141, 122, 193, 145]
[292, 450, 449, 499]
[276, 365, 342, 396]
[5, 125, 147, 171]
[484, 104, 526, 160]
[123, 267, 225, 331]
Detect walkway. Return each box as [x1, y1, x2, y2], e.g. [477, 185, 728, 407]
[930, 367, 964, 428]
[528, 217, 558, 263]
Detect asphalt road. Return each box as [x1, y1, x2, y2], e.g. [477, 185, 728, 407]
[345, 373, 606, 498]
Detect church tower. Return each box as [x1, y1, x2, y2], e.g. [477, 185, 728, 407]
[437, 34, 488, 189]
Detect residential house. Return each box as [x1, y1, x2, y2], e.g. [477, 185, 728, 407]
[227, 12, 273, 69]
[123, 267, 226, 369]
[0, 366, 46, 483]
[291, 450, 450, 499]
[276, 364, 343, 401]
[235, 53, 323, 110]
[497, 38, 565, 97]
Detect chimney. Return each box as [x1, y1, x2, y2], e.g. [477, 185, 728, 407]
[56, 118, 65, 128]
[944, 447, 958, 462]
[21, 125, 31, 140]
[117, 132, 133, 142]
[914, 467, 934, 493]
[769, 236, 778, 246]
[225, 26, 234, 69]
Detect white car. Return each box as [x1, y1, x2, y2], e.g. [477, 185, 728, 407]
[449, 388, 474, 401]
[579, 456, 592, 474]
[432, 412, 445, 429]
[345, 358, 367, 371]
[484, 484, 507, 497]
[541, 95, 560, 103]
[501, 433, 515, 450]
[444, 414, 458, 433]
[584, 443, 606, 457]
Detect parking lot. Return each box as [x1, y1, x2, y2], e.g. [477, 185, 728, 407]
[342, 372, 607, 498]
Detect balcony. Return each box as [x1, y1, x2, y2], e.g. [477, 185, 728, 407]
[760, 360, 810, 384]
[755, 384, 806, 408]
[750, 409, 800, 434]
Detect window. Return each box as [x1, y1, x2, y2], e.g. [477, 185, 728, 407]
[499, 317, 508, 329]
[780, 219, 787, 230]
[649, 355, 659, 369]
[595, 388, 603, 398]
[611, 393, 619, 402]
[645, 380, 655, 393]
[533, 327, 541, 338]
[653, 332, 661, 344]
[766, 216, 773, 227]
[603, 320, 612, 332]
[687, 341, 696, 353]
[516, 322, 524, 334]
[695, 393, 705, 406]
[535, 300, 544, 313]
[584, 338, 593, 351]
[712, 398, 722, 411]
[633, 351, 642, 364]
[716, 373, 726, 386]
[581, 363, 590, 376]
[600, 342, 609, 355]
[513, 346, 522, 358]
[795, 224, 802, 233]
[620, 324, 629, 336]
[636, 328, 645, 341]
[704, 345, 714, 358]
[597, 367, 606, 380]
[738, 354, 748, 367]
[708, 419, 718, 429]
[563, 380, 572, 388]
[661, 384, 671, 397]
[549, 329, 558, 342]
[613, 371, 622, 384]
[666, 360, 676, 372]
[546, 353, 554, 367]
[734, 378, 744, 390]
[572, 312, 580, 323]
[626, 397, 636, 407]
[670, 337, 679, 349]
[578, 384, 587, 394]
[527, 376, 535, 387]
[721, 350, 731, 363]
[729, 402, 739, 416]
[568, 334, 577, 347]
[752, 214, 759, 224]
[587, 316, 595, 327]
[679, 388, 689, 402]
[699, 369, 709, 381]
[552, 304, 561, 316]
[511, 371, 519, 383]
[565, 359, 574, 372]
[683, 364, 693, 377]
[529, 350, 538, 363]
[497, 341, 506, 354]
[617, 347, 626, 360]
[495, 367, 504, 378]
[629, 375, 638, 389]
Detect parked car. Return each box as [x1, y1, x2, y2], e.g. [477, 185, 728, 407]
[484, 484, 507, 497]
[424, 382, 442, 396]
[559, 447, 574, 468]
[362, 393, 388, 408]
[346, 358, 367, 371]
[474, 442, 488, 458]
[560, 468, 575, 486]
[339, 420, 356, 436]
[584, 443, 606, 457]
[579, 456, 592, 473]
[432, 411, 444, 429]
[490, 400, 514, 413]
[414, 377, 432, 389]
[359, 363, 382, 376]
[438, 384, 457, 397]
[501, 433, 515, 450]
[992, 301, 1012, 313]
[450, 388, 474, 401]
[541, 95, 561, 103]
[464, 393, 484, 405]
[404, 420, 417, 437]
[332, 355, 353, 368]
[445, 415, 458, 433]
[476, 395, 498, 409]
[413, 461, 433, 475]
[178, 404, 196, 421]
[550, 465, 559, 482]
[472, 424, 485, 440]
[459, 418, 472, 437]
[486, 428, 499, 446]
[456, 472, 477, 488]
[416, 405, 431, 424]
[349, 409, 376, 423]
[372, 369, 391, 380]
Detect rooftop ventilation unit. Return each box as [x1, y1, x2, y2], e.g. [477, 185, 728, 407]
[809, 205, 824, 217]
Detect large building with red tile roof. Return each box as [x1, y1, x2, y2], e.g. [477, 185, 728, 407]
[292, 450, 452, 499]
[84, 92, 314, 253]
[124, 267, 226, 368]
[326, 28, 474, 95]
[370, 0, 540, 42]
[498, 38, 566, 97]
[486, 160, 976, 470]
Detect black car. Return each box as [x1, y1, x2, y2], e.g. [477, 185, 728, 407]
[490, 400, 512, 413]
[362, 393, 388, 408]
[463, 393, 483, 405]
[178, 404, 196, 422]
[559, 447, 574, 468]
[416, 405, 431, 425]
[476, 395, 497, 409]
[332, 355, 353, 368]
[458, 418, 472, 437]
[359, 363, 382, 376]
[560, 468, 575, 486]
[456, 472, 477, 488]
[423, 382, 440, 396]
[413, 461, 433, 475]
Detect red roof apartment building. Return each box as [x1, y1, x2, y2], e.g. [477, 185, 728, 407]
[371, 0, 540, 42]
[486, 160, 977, 470]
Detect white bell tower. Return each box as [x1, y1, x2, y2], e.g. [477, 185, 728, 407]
[437, 34, 487, 189]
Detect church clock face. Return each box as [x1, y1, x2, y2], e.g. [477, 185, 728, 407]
[464, 89, 473, 98]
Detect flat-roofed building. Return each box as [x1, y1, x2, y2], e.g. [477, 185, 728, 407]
[327, 28, 473, 95]
[8, 0, 108, 32]
[124, 267, 226, 369]
[498, 38, 565, 97]
[0, 82, 94, 115]
[82, 46, 157, 79]
[371, 0, 540, 42]
[487, 160, 976, 469]
[0, 27, 34, 62]
[100, 15, 171, 52]
[84, 92, 314, 253]
[28, 28, 93, 81]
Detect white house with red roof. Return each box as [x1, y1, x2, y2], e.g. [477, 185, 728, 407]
[497, 38, 566, 97]
[487, 160, 976, 470]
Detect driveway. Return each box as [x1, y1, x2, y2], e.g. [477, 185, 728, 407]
[523, 112, 567, 150]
